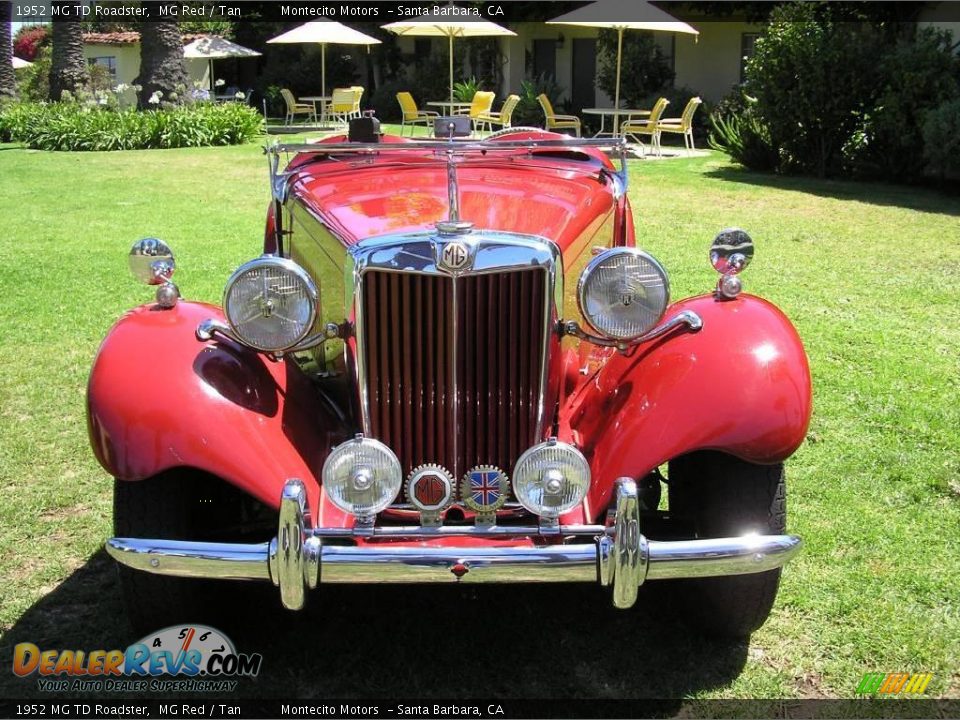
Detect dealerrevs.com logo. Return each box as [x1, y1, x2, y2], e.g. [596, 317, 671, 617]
[13, 625, 262, 693]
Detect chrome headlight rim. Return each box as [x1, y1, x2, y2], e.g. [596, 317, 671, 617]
[321, 436, 403, 519]
[576, 247, 671, 342]
[511, 438, 591, 519]
[223, 255, 319, 353]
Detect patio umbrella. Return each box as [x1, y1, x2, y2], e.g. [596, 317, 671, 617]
[183, 36, 261, 93]
[12, 57, 32, 69]
[382, 19, 516, 104]
[267, 21, 381, 99]
[548, 0, 698, 129]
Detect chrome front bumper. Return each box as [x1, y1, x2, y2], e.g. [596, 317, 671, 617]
[106, 478, 802, 611]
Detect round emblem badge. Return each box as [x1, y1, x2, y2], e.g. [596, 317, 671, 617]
[439, 241, 470, 271]
[406, 465, 454, 512]
[461, 465, 510, 513]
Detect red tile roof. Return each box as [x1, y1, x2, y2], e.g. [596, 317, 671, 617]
[83, 32, 214, 46]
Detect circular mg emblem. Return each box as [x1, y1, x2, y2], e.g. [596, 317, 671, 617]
[406, 465, 454, 511]
[439, 241, 470, 272]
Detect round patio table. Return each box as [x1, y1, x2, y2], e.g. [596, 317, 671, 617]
[582, 108, 652, 139]
[300, 95, 332, 123]
[426, 101, 473, 114]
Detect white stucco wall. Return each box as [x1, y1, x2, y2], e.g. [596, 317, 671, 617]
[82, 43, 210, 91]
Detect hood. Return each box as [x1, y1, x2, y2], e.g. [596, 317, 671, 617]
[287, 150, 619, 251]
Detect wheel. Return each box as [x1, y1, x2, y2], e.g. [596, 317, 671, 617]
[666, 451, 787, 638]
[113, 470, 275, 636]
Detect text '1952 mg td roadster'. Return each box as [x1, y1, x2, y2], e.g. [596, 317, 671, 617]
[89, 123, 812, 637]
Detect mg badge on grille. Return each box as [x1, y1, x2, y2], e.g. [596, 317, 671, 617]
[438, 240, 471, 272]
[461, 465, 509, 526]
[406, 465, 454, 526]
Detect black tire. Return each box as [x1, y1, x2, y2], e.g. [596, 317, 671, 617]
[666, 451, 787, 638]
[113, 470, 266, 636]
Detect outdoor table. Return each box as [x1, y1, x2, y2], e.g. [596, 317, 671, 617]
[301, 95, 332, 123]
[582, 108, 652, 139]
[427, 101, 474, 115]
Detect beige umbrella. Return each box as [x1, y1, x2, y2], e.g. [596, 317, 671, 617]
[183, 37, 261, 92]
[267, 21, 381, 99]
[382, 19, 516, 104]
[12, 57, 32, 69]
[548, 0, 698, 130]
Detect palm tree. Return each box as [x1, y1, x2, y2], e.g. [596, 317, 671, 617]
[49, 2, 89, 100]
[0, 2, 18, 101]
[135, 17, 187, 108]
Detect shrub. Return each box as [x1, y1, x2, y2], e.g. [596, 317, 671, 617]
[922, 99, 960, 181]
[844, 28, 960, 181]
[0, 100, 264, 151]
[709, 101, 779, 172]
[745, 2, 885, 177]
[512, 73, 566, 129]
[13, 25, 50, 62]
[367, 79, 409, 123]
[17, 45, 51, 103]
[596, 29, 674, 108]
[452, 77, 482, 103]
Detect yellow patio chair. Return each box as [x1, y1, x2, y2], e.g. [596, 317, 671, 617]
[656, 96, 703, 154]
[349, 86, 364, 118]
[280, 88, 316, 126]
[537, 93, 581, 137]
[396, 91, 439, 136]
[476, 94, 520, 135]
[455, 91, 495, 133]
[328, 87, 358, 126]
[621, 97, 671, 157]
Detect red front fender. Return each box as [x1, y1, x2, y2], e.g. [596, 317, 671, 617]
[560, 294, 812, 521]
[86, 301, 348, 515]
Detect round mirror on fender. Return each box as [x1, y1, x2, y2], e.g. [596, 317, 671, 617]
[129, 237, 176, 285]
[710, 228, 754, 275]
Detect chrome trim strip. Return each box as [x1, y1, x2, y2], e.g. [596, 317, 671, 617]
[320, 544, 599, 584]
[105, 538, 271, 581]
[106, 479, 802, 609]
[563, 309, 703, 352]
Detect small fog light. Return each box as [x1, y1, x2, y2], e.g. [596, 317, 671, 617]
[322, 437, 402, 519]
[512, 439, 591, 519]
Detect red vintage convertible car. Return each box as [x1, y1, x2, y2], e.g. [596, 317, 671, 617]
[90, 125, 811, 637]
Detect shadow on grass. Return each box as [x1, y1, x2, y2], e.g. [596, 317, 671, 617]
[704, 166, 960, 217]
[1, 550, 748, 701]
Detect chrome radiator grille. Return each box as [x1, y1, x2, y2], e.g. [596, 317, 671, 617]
[360, 268, 548, 479]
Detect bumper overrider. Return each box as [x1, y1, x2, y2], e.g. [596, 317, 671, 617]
[106, 478, 801, 611]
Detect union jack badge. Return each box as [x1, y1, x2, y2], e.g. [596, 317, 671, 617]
[461, 465, 510, 517]
[406, 465, 454, 526]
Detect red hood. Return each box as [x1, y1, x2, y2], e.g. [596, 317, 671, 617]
[286, 138, 619, 251]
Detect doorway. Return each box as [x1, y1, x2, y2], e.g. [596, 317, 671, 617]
[571, 38, 596, 113]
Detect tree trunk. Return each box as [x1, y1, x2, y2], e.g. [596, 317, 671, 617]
[0, 2, 16, 101]
[135, 17, 187, 108]
[49, 5, 90, 100]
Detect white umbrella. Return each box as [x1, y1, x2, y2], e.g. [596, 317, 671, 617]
[382, 19, 516, 104]
[548, 0, 698, 130]
[267, 21, 381, 99]
[12, 57, 32, 69]
[183, 36, 261, 92]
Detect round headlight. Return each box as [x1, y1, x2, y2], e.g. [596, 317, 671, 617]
[512, 439, 591, 519]
[577, 248, 669, 341]
[322, 437, 402, 518]
[223, 256, 318, 352]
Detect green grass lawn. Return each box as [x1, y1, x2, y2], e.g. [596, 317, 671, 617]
[0, 131, 958, 703]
